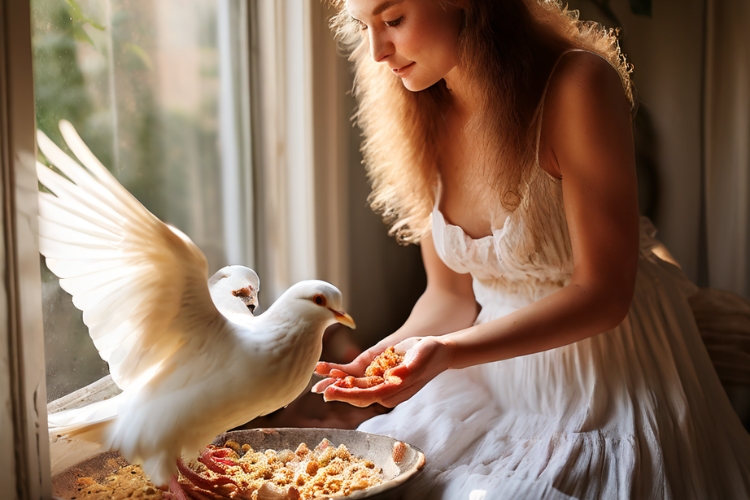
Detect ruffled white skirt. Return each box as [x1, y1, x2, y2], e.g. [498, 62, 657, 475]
[360, 250, 750, 499]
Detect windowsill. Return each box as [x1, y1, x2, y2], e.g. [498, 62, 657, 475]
[47, 375, 120, 476]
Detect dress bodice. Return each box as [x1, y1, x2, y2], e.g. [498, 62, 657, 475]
[432, 167, 574, 319]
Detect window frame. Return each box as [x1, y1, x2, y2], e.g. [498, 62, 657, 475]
[1, 0, 53, 497]
[252, 0, 351, 302]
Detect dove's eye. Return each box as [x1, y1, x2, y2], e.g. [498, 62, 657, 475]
[313, 294, 327, 307]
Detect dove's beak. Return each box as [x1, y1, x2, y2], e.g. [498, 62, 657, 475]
[330, 309, 356, 329]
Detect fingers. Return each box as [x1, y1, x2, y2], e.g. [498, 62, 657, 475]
[315, 353, 374, 377]
[311, 377, 336, 394]
[383, 364, 411, 380]
[318, 366, 412, 408]
[329, 369, 350, 379]
[321, 381, 405, 408]
[314, 362, 346, 376]
[315, 362, 363, 377]
[312, 371, 401, 394]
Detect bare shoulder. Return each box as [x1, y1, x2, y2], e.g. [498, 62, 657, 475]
[538, 50, 633, 178]
[547, 50, 628, 109]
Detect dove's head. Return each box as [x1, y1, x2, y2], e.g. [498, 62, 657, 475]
[208, 265, 260, 313]
[282, 280, 356, 330]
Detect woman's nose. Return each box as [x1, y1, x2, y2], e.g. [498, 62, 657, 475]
[369, 30, 393, 63]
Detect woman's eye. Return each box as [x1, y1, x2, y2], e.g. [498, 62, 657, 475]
[384, 17, 403, 27]
[355, 19, 368, 31]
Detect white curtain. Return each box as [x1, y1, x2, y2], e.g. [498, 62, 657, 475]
[705, 0, 750, 297]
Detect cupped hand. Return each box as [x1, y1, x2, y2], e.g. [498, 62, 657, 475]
[315, 344, 386, 378]
[312, 344, 387, 395]
[312, 336, 455, 408]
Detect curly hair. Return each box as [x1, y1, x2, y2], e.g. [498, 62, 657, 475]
[329, 0, 634, 244]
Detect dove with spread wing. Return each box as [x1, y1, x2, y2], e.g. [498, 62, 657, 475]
[39, 121, 355, 491]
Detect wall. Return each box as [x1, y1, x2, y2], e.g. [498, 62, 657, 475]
[346, 112, 427, 349]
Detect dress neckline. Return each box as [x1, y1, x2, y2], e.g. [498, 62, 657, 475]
[434, 166, 561, 243]
[432, 203, 498, 243]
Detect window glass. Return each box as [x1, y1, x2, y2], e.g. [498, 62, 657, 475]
[32, 0, 250, 402]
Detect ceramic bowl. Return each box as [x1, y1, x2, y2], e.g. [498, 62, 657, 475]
[51, 428, 426, 500]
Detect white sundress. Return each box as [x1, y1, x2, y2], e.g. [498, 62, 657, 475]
[358, 52, 750, 500]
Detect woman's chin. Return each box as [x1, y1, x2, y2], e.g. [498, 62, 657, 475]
[401, 76, 440, 93]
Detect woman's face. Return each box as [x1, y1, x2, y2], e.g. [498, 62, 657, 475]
[346, 0, 463, 92]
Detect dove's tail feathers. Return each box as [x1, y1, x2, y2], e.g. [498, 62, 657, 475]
[47, 396, 119, 443]
[53, 420, 112, 445]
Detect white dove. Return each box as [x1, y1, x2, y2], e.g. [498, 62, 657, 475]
[40, 121, 355, 488]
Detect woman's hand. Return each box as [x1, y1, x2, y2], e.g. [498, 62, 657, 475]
[314, 344, 386, 379]
[312, 336, 456, 408]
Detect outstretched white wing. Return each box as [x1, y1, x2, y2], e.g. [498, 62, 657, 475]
[37, 121, 224, 392]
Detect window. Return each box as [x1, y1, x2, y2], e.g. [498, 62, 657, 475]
[31, 0, 254, 402]
[2, 0, 352, 494]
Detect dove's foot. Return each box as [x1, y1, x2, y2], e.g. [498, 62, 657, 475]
[176, 457, 239, 496]
[199, 445, 238, 474]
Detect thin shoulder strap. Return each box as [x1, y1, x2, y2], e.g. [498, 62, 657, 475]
[433, 173, 444, 208]
[533, 48, 591, 167]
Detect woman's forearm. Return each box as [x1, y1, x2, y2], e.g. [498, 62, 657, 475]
[445, 280, 632, 369]
[373, 285, 479, 350]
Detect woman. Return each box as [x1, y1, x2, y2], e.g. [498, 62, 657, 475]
[314, 0, 750, 498]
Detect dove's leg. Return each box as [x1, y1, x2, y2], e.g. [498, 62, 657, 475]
[166, 475, 190, 500]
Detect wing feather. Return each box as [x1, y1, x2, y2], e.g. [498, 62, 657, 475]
[60, 121, 155, 218]
[45, 257, 132, 279]
[38, 130, 148, 221]
[36, 162, 131, 227]
[82, 287, 151, 332]
[66, 274, 139, 311]
[38, 188, 124, 235]
[59, 266, 148, 297]
[38, 195, 122, 243]
[37, 122, 226, 391]
[39, 236, 124, 259]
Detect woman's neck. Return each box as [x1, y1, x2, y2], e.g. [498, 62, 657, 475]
[444, 42, 565, 124]
[443, 66, 481, 122]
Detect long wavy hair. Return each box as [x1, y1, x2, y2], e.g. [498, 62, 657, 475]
[330, 0, 634, 244]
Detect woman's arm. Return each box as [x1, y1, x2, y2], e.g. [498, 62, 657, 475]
[380, 236, 479, 344]
[320, 52, 639, 407]
[314, 234, 478, 377]
[451, 52, 640, 367]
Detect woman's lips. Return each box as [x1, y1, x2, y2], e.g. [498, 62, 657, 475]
[392, 62, 415, 76]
